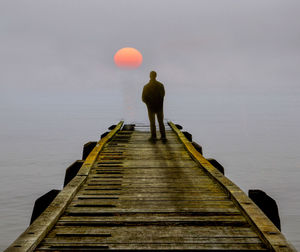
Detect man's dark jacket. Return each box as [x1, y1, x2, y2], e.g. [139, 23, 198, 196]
[142, 80, 165, 112]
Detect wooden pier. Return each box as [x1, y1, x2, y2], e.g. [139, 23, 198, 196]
[6, 122, 293, 251]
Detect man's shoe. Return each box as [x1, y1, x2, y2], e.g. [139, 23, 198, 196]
[148, 137, 157, 143]
[161, 137, 167, 143]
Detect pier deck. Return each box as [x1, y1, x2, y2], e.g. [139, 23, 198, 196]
[6, 122, 293, 251]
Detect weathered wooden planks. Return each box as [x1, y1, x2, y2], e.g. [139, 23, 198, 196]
[34, 124, 268, 251]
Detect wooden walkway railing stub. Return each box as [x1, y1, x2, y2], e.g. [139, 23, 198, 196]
[5, 121, 293, 251]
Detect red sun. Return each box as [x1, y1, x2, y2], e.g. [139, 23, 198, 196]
[114, 47, 143, 69]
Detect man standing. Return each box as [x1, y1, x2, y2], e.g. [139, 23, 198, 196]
[142, 71, 166, 142]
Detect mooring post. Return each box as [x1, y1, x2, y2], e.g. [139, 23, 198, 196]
[101, 132, 109, 139]
[63, 160, 84, 187]
[182, 131, 192, 142]
[175, 124, 183, 130]
[30, 189, 60, 224]
[82, 141, 97, 160]
[192, 141, 203, 155]
[207, 158, 225, 175]
[249, 189, 281, 230]
[108, 124, 117, 130]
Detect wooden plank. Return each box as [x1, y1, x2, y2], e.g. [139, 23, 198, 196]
[47, 226, 259, 241]
[86, 177, 215, 182]
[57, 215, 247, 224]
[80, 189, 225, 194]
[99, 156, 193, 160]
[106, 145, 187, 150]
[36, 242, 267, 251]
[85, 181, 221, 185]
[85, 180, 217, 184]
[83, 182, 221, 187]
[78, 192, 228, 197]
[90, 168, 206, 173]
[65, 207, 241, 214]
[67, 202, 239, 209]
[56, 220, 249, 227]
[42, 236, 263, 244]
[96, 160, 198, 168]
[91, 168, 205, 172]
[80, 190, 226, 195]
[75, 195, 229, 200]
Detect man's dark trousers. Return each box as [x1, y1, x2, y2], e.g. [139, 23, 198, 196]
[147, 107, 166, 139]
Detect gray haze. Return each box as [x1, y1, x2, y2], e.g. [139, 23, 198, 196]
[0, 0, 300, 249]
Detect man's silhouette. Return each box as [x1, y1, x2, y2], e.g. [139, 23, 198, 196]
[142, 71, 166, 142]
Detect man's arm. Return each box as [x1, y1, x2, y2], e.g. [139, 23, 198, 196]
[142, 86, 147, 103]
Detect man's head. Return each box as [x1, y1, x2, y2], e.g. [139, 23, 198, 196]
[150, 71, 157, 80]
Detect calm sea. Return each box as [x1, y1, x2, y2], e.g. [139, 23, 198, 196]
[0, 90, 299, 250]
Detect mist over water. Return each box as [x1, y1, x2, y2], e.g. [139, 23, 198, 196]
[0, 89, 299, 249]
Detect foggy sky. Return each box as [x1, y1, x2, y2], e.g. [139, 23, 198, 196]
[1, 0, 300, 102]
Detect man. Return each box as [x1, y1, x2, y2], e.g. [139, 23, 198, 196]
[142, 71, 166, 142]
